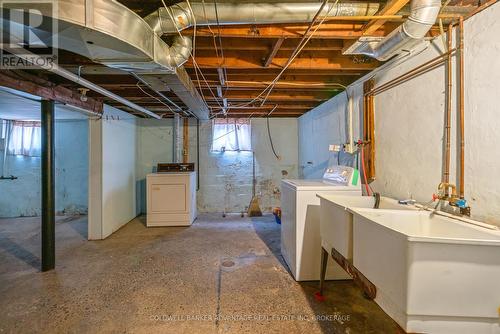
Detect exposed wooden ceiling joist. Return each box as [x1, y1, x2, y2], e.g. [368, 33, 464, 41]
[363, 0, 411, 36]
[0, 70, 103, 114]
[263, 37, 285, 67]
[193, 37, 345, 51]
[185, 51, 378, 70]
[4, 0, 477, 118]
[183, 22, 393, 39]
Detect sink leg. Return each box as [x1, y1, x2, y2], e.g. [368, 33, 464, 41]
[319, 247, 328, 295]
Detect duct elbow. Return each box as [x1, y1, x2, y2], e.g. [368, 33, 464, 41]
[144, 7, 193, 68]
[168, 36, 193, 67]
[403, 0, 442, 39]
[343, 0, 441, 61]
[144, 4, 193, 35]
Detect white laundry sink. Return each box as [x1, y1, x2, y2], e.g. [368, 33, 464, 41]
[350, 208, 500, 334]
[317, 194, 415, 260]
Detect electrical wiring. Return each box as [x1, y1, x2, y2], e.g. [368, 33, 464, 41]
[135, 82, 174, 114]
[201, 0, 229, 117]
[162, 0, 223, 111]
[213, 0, 228, 85]
[176, 0, 335, 117]
[184, 0, 225, 111]
[131, 70, 189, 115]
[201, 0, 221, 59]
[163, 0, 342, 119]
[266, 116, 280, 160]
[185, 0, 213, 110]
[258, 0, 339, 107]
[184, 0, 222, 111]
[209, 0, 339, 114]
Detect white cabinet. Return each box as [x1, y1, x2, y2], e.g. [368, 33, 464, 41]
[146, 172, 197, 226]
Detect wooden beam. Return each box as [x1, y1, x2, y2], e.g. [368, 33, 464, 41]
[201, 90, 339, 100]
[363, 0, 410, 36]
[186, 52, 378, 70]
[203, 97, 327, 104]
[0, 70, 103, 114]
[331, 248, 377, 299]
[194, 37, 345, 51]
[117, 106, 307, 117]
[65, 66, 367, 77]
[263, 37, 285, 67]
[187, 74, 362, 84]
[186, 68, 368, 75]
[182, 22, 390, 39]
[221, 105, 312, 110]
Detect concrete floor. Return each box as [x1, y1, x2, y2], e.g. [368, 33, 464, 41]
[0, 214, 400, 333]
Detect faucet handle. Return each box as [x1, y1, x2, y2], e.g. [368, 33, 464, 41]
[455, 198, 468, 209]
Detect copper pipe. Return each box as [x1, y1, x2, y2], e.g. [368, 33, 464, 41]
[371, 59, 446, 96]
[367, 48, 456, 96]
[370, 50, 455, 94]
[458, 17, 465, 198]
[444, 24, 453, 191]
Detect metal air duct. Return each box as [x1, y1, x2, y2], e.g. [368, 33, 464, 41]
[145, 2, 380, 35]
[1, 0, 209, 119]
[343, 0, 442, 61]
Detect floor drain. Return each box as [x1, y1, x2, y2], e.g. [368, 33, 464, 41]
[221, 260, 235, 267]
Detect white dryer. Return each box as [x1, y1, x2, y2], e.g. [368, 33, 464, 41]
[281, 178, 361, 281]
[146, 172, 197, 226]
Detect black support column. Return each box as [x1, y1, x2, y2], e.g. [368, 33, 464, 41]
[41, 99, 55, 271]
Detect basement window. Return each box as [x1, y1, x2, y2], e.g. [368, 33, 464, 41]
[7, 120, 41, 157]
[211, 118, 251, 152]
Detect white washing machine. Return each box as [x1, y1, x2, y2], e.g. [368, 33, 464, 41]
[281, 178, 361, 281]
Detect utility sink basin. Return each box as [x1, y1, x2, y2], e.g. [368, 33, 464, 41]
[317, 194, 415, 260]
[350, 208, 500, 333]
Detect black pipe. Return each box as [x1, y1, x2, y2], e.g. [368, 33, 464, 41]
[0, 175, 18, 180]
[373, 192, 381, 209]
[41, 99, 55, 271]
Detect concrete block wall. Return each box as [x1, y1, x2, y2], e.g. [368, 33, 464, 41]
[298, 2, 500, 226]
[135, 117, 299, 214]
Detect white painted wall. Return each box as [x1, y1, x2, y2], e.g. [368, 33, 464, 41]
[298, 92, 360, 179]
[135, 119, 174, 213]
[88, 105, 137, 239]
[0, 108, 89, 217]
[299, 2, 500, 226]
[135, 117, 299, 214]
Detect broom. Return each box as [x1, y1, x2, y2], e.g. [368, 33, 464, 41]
[247, 152, 262, 217]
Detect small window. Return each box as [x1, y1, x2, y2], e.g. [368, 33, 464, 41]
[7, 120, 41, 157]
[211, 118, 251, 152]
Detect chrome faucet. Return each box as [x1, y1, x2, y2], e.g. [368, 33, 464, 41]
[398, 199, 417, 205]
[433, 182, 470, 215]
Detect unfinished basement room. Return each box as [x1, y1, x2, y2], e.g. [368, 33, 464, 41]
[1, 0, 499, 333]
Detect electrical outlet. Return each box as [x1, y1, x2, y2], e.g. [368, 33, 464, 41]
[329, 144, 341, 152]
